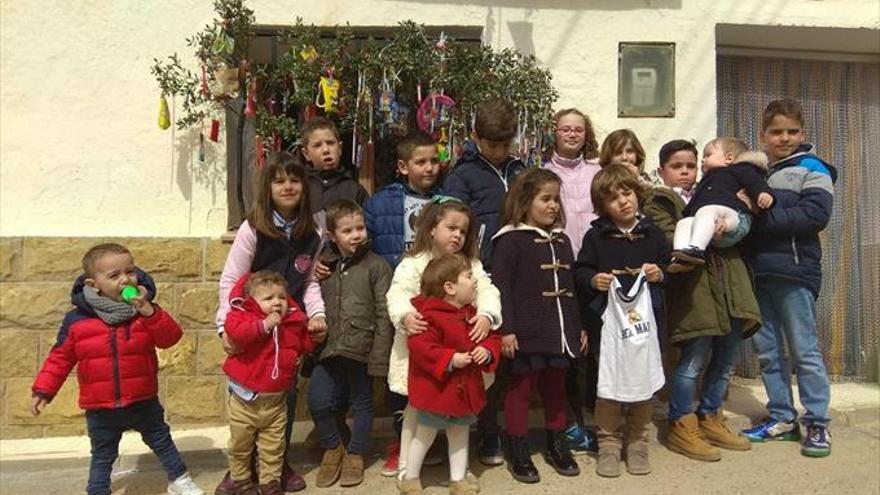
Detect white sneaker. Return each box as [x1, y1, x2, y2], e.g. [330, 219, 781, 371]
[167, 472, 205, 495]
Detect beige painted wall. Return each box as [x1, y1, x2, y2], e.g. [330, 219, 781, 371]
[1, 0, 877, 237]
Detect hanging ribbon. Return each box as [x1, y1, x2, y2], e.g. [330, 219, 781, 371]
[245, 77, 257, 118]
[209, 119, 220, 142]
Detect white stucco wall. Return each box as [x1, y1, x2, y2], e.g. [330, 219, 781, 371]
[1, 0, 877, 237]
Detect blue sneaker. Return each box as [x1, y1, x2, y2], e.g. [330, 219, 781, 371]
[562, 424, 598, 455]
[741, 419, 802, 442]
[801, 424, 831, 457]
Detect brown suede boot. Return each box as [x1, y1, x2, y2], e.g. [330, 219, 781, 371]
[595, 399, 623, 478]
[398, 477, 423, 495]
[699, 411, 752, 451]
[625, 401, 653, 475]
[597, 446, 621, 478]
[449, 479, 479, 495]
[667, 414, 722, 461]
[338, 452, 364, 487]
[315, 443, 345, 487]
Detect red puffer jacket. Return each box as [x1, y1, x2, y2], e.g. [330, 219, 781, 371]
[407, 295, 502, 418]
[223, 274, 314, 393]
[32, 270, 182, 410]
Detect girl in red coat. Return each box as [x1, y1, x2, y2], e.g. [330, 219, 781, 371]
[399, 254, 501, 495]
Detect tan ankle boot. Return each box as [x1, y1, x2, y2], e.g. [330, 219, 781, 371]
[699, 411, 751, 451]
[398, 477, 423, 495]
[339, 452, 364, 487]
[667, 414, 722, 462]
[315, 443, 345, 487]
[596, 446, 621, 477]
[449, 479, 478, 495]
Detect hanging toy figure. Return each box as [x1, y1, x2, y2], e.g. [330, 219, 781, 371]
[316, 69, 340, 114]
[437, 126, 450, 163]
[158, 95, 171, 130]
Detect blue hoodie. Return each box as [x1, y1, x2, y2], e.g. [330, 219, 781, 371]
[748, 144, 837, 297]
[443, 149, 526, 269]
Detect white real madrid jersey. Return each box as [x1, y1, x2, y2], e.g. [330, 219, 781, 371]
[597, 271, 665, 402]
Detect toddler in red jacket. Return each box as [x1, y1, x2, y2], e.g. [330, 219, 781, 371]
[223, 270, 316, 495]
[399, 254, 501, 495]
[30, 243, 203, 495]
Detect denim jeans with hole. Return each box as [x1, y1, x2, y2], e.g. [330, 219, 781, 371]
[752, 277, 831, 426]
[668, 321, 742, 421]
[85, 398, 186, 495]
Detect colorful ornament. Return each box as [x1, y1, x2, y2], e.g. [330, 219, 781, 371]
[417, 93, 455, 137]
[316, 71, 340, 114]
[437, 126, 450, 163]
[209, 119, 220, 142]
[158, 95, 171, 129]
[299, 45, 318, 63]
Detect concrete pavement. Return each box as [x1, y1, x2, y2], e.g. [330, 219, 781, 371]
[1, 381, 878, 494]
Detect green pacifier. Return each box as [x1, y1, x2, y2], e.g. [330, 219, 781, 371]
[121, 285, 139, 304]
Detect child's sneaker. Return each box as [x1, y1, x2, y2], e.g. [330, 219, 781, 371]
[167, 472, 205, 495]
[381, 440, 401, 477]
[562, 424, 598, 455]
[801, 424, 832, 457]
[741, 419, 801, 442]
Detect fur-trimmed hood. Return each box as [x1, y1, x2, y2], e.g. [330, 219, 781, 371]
[735, 151, 769, 170]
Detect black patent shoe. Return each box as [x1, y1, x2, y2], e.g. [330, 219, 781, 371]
[546, 430, 580, 476]
[507, 435, 540, 483]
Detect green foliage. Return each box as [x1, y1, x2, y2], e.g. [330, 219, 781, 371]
[151, 1, 558, 157]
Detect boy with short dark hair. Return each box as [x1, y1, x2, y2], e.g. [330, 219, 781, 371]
[441, 97, 525, 466]
[309, 200, 394, 488]
[443, 98, 526, 269]
[645, 141, 761, 463]
[300, 116, 369, 212]
[31, 243, 204, 495]
[363, 132, 443, 476]
[365, 132, 443, 269]
[741, 98, 836, 458]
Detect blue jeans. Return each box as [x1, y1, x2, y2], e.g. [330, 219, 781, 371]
[668, 321, 743, 420]
[307, 357, 374, 454]
[752, 277, 831, 426]
[85, 398, 186, 495]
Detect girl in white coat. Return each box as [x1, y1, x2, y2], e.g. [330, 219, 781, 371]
[386, 199, 502, 492]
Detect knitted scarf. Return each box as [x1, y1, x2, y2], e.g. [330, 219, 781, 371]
[83, 286, 137, 325]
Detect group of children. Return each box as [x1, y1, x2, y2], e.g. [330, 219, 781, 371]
[29, 96, 836, 495]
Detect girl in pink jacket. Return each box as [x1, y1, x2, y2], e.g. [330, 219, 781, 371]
[542, 108, 602, 458]
[543, 108, 602, 258]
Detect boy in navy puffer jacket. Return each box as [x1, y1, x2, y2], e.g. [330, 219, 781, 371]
[741, 98, 837, 458]
[31, 243, 203, 495]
